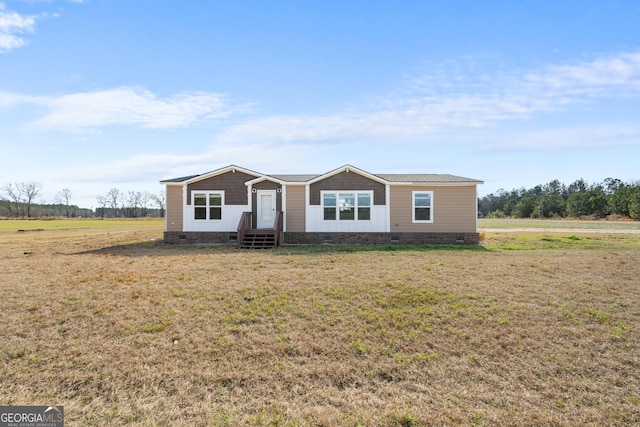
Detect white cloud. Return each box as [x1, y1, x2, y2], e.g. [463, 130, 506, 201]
[4, 51, 639, 142]
[212, 51, 640, 149]
[58, 140, 318, 184]
[525, 52, 640, 95]
[0, 2, 37, 53]
[0, 87, 252, 132]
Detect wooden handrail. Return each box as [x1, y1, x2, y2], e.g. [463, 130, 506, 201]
[237, 211, 252, 248]
[237, 211, 282, 248]
[273, 211, 284, 247]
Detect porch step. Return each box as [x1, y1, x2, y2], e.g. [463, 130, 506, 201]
[240, 232, 276, 249]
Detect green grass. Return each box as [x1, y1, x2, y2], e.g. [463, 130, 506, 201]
[483, 232, 640, 251]
[0, 217, 164, 232]
[480, 218, 640, 230]
[276, 243, 486, 255]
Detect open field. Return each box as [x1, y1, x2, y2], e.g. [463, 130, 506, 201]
[0, 218, 164, 233]
[1, 222, 639, 426]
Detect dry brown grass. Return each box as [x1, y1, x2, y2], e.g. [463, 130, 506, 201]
[1, 225, 639, 426]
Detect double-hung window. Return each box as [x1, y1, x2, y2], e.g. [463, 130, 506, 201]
[194, 192, 223, 220]
[323, 191, 372, 221]
[412, 191, 433, 223]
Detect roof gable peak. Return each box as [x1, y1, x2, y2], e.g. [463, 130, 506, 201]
[307, 164, 388, 185]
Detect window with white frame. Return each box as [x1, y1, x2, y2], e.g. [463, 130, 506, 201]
[322, 191, 372, 221]
[412, 191, 433, 223]
[193, 192, 223, 220]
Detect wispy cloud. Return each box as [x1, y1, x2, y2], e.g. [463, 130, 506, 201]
[483, 124, 640, 151]
[0, 2, 37, 52]
[0, 87, 252, 132]
[59, 140, 317, 183]
[4, 51, 639, 142]
[56, 50, 640, 186]
[211, 51, 640, 149]
[524, 52, 640, 96]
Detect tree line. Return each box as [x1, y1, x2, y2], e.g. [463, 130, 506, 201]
[95, 188, 165, 218]
[0, 182, 166, 218]
[478, 178, 640, 220]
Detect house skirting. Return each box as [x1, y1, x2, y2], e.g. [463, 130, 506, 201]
[284, 232, 479, 245]
[164, 231, 238, 244]
[164, 231, 480, 245]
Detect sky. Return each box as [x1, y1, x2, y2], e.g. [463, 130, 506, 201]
[1, 0, 640, 208]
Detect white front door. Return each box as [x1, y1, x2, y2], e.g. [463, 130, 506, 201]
[257, 190, 276, 228]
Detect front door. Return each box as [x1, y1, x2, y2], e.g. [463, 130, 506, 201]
[257, 190, 276, 228]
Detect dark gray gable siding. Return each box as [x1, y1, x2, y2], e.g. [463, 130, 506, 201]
[309, 171, 386, 206]
[186, 171, 256, 205]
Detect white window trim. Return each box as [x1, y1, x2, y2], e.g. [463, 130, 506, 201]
[412, 190, 434, 223]
[192, 191, 225, 221]
[321, 190, 373, 221]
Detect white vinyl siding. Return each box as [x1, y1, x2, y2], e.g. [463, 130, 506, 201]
[322, 191, 372, 221]
[184, 190, 248, 232]
[307, 190, 387, 232]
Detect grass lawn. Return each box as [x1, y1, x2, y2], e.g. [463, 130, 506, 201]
[480, 218, 640, 231]
[1, 224, 638, 426]
[0, 217, 164, 233]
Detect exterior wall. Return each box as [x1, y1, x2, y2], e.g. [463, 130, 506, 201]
[165, 185, 183, 232]
[309, 171, 386, 205]
[389, 185, 478, 233]
[285, 185, 306, 232]
[186, 170, 256, 205]
[183, 170, 256, 233]
[163, 166, 480, 243]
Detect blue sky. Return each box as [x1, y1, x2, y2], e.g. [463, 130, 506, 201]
[1, 0, 640, 208]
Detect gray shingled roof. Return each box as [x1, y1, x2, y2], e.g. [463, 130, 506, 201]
[268, 174, 319, 182]
[376, 174, 482, 183]
[162, 170, 482, 184]
[160, 174, 201, 183]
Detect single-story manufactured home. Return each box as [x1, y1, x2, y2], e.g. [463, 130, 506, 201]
[161, 164, 483, 247]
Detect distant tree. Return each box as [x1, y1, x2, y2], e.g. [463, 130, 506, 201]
[513, 195, 536, 218]
[532, 194, 565, 218]
[603, 177, 624, 196]
[140, 191, 151, 217]
[0, 195, 10, 217]
[96, 194, 107, 218]
[566, 186, 608, 218]
[55, 188, 73, 217]
[568, 178, 588, 194]
[543, 179, 567, 199]
[587, 186, 609, 218]
[629, 186, 640, 220]
[480, 177, 639, 220]
[152, 190, 166, 218]
[566, 192, 590, 217]
[107, 188, 120, 217]
[19, 182, 43, 218]
[1, 183, 22, 217]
